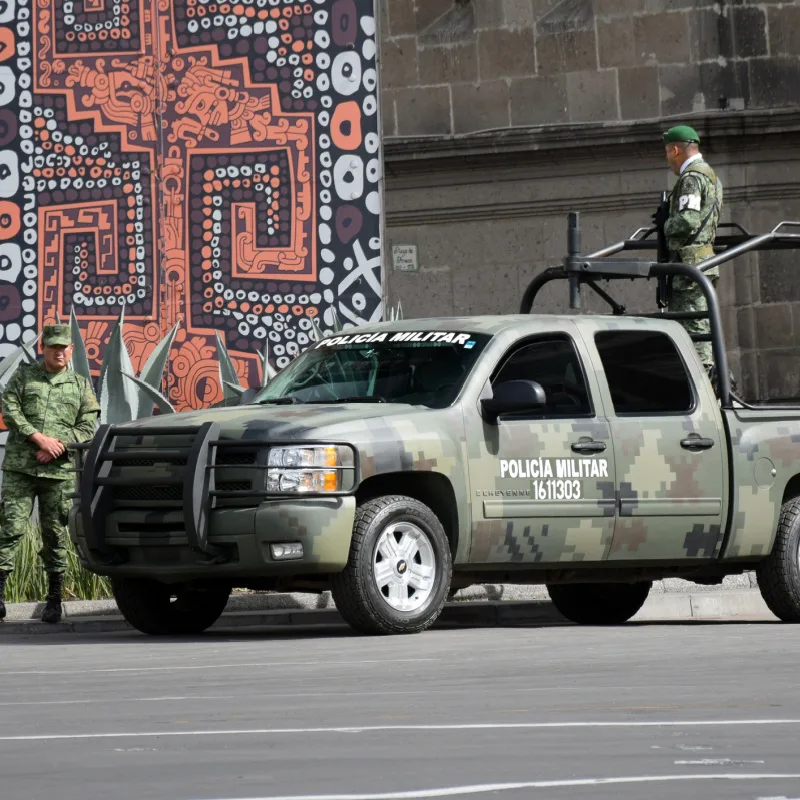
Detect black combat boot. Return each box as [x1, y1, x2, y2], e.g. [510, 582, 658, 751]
[41, 572, 64, 624]
[0, 570, 8, 621]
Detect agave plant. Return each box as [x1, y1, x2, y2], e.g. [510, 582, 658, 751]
[0, 334, 42, 394]
[69, 307, 180, 423]
[215, 333, 279, 407]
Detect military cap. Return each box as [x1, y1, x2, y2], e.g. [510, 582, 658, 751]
[42, 324, 72, 347]
[663, 125, 700, 145]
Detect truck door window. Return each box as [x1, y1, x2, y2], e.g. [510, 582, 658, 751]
[594, 331, 694, 415]
[493, 337, 592, 417]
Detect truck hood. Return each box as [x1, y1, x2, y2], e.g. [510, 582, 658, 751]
[114, 402, 428, 442]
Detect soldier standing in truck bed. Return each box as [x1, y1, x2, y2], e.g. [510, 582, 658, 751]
[661, 125, 724, 372]
[0, 325, 100, 624]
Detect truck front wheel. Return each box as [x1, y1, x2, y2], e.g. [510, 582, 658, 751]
[756, 497, 800, 622]
[547, 581, 652, 625]
[331, 496, 453, 635]
[112, 578, 231, 635]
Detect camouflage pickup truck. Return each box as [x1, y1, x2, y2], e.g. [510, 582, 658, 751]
[69, 216, 800, 636]
[69, 311, 800, 636]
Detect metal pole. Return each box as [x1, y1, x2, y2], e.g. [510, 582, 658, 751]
[652, 263, 730, 406]
[567, 212, 581, 309]
[582, 240, 629, 258]
[698, 232, 774, 272]
[519, 268, 564, 314]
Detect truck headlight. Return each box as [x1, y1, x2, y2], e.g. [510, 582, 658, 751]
[267, 446, 343, 493]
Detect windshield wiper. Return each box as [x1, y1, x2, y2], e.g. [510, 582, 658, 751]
[308, 396, 388, 404]
[258, 397, 302, 405]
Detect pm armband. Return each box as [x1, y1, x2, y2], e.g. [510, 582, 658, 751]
[678, 194, 702, 212]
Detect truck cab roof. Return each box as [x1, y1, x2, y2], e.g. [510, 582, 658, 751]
[341, 313, 686, 338]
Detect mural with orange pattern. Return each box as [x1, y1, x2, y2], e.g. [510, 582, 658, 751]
[0, 0, 381, 410]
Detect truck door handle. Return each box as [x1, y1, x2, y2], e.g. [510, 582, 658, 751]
[680, 437, 715, 451]
[571, 440, 606, 454]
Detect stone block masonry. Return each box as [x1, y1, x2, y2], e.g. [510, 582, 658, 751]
[378, 0, 799, 137]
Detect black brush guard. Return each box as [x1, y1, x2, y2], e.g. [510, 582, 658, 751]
[73, 424, 356, 565]
[75, 422, 227, 564]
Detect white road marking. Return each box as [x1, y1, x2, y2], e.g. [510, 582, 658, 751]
[675, 759, 765, 766]
[1, 719, 800, 743]
[186, 774, 800, 800]
[0, 696, 234, 708]
[0, 658, 436, 677]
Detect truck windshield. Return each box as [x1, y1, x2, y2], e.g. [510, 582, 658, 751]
[255, 331, 491, 408]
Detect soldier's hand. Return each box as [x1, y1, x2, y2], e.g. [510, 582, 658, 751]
[29, 433, 66, 459]
[36, 450, 54, 464]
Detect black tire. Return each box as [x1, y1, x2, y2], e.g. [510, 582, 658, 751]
[331, 495, 452, 635]
[547, 581, 652, 625]
[112, 578, 231, 635]
[756, 497, 800, 622]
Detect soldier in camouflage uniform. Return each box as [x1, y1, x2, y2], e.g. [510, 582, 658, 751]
[0, 325, 100, 623]
[661, 125, 723, 370]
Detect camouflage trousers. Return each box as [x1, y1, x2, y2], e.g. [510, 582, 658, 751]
[668, 274, 719, 367]
[0, 470, 71, 574]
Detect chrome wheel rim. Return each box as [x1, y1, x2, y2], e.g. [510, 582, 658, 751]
[373, 521, 436, 612]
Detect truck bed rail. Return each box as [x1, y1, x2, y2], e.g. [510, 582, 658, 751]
[520, 213, 800, 410]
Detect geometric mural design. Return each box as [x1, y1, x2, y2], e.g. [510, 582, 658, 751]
[1, 0, 381, 411]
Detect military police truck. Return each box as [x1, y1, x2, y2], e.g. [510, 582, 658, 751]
[69, 214, 800, 635]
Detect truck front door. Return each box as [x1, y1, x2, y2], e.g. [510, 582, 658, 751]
[586, 328, 726, 561]
[465, 332, 617, 564]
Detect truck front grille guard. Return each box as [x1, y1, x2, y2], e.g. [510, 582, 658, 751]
[72, 426, 358, 565]
[74, 422, 224, 564]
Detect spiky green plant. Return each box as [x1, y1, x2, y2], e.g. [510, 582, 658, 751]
[0, 334, 42, 394]
[3, 522, 111, 603]
[68, 307, 180, 422]
[214, 332, 280, 406]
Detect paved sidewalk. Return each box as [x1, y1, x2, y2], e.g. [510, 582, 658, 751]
[0, 581, 777, 635]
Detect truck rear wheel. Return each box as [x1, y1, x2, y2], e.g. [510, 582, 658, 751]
[756, 497, 800, 622]
[331, 495, 452, 635]
[112, 578, 231, 635]
[547, 581, 652, 625]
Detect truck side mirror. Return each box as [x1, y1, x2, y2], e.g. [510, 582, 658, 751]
[481, 380, 547, 422]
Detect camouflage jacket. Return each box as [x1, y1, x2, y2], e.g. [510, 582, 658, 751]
[665, 158, 724, 270]
[1, 362, 100, 479]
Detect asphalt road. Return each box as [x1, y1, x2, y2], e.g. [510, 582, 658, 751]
[1, 619, 800, 800]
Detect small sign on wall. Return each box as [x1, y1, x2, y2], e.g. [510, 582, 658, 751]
[391, 244, 419, 272]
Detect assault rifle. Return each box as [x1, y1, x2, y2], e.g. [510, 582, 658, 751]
[653, 190, 671, 308]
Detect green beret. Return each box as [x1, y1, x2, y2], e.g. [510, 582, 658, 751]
[663, 125, 700, 145]
[42, 324, 72, 347]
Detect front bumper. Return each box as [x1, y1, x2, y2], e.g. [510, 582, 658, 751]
[69, 497, 356, 580]
[68, 422, 356, 581]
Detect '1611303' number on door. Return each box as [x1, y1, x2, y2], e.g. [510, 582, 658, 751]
[532, 479, 582, 501]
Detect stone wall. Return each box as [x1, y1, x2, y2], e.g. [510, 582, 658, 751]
[380, 0, 800, 136]
[377, 0, 800, 402]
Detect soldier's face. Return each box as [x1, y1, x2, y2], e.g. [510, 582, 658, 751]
[665, 145, 684, 175]
[42, 344, 73, 373]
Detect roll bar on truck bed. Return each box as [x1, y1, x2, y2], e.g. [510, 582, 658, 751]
[520, 213, 800, 410]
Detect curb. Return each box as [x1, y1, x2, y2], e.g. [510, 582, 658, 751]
[0, 589, 777, 636]
[0, 574, 762, 621]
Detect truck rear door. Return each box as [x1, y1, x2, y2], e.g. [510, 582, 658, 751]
[584, 327, 726, 561]
[465, 330, 617, 564]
